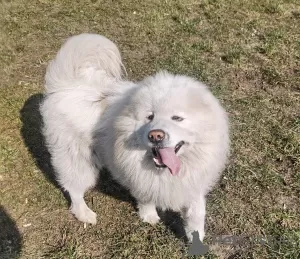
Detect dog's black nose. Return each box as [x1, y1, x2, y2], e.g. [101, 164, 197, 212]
[148, 129, 165, 143]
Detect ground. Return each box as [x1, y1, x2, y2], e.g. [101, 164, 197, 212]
[0, 0, 299, 258]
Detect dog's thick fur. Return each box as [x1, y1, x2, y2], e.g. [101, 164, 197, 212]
[40, 33, 229, 241]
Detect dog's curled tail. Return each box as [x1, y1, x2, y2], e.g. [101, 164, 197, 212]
[44, 33, 125, 93]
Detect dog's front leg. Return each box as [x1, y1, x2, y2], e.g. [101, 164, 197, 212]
[137, 202, 160, 225]
[182, 195, 206, 242]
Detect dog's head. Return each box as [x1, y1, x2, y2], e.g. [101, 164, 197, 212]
[117, 72, 228, 175]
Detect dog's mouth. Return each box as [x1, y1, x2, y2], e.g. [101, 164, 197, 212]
[151, 141, 185, 175]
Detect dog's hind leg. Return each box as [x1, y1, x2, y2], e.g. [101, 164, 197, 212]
[68, 186, 97, 225]
[53, 151, 98, 225]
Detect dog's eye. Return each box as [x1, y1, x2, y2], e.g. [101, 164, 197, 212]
[171, 115, 184, 122]
[147, 112, 154, 121]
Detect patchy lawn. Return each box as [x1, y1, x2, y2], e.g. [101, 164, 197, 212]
[0, 0, 299, 258]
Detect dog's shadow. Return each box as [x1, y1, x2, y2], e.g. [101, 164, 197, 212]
[0, 206, 22, 259]
[20, 93, 187, 241]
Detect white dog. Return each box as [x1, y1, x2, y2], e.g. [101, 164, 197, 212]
[40, 33, 229, 241]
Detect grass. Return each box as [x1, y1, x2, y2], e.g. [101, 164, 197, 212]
[0, 0, 299, 258]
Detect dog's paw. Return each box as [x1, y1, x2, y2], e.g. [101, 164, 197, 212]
[71, 204, 97, 225]
[138, 203, 160, 225]
[140, 212, 160, 225]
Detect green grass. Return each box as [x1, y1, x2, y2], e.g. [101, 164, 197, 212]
[0, 0, 299, 258]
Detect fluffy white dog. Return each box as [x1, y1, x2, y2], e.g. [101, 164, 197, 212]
[40, 33, 229, 241]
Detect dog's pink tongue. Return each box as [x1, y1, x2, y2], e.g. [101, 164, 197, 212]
[158, 148, 181, 175]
